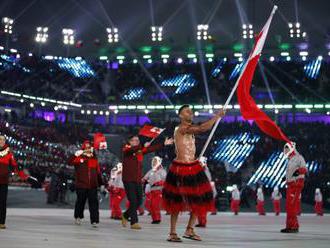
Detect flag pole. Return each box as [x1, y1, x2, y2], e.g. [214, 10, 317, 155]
[198, 5, 278, 159]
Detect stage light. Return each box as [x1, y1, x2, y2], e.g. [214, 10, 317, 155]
[105, 111, 110, 116]
[62, 28, 75, 45]
[242, 24, 254, 39]
[162, 58, 168, 64]
[299, 51, 308, 56]
[35, 27, 48, 43]
[192, 58, 197, 63]
[2, 17, 13, 34]
[197, 24, 209, 40]
[147, 59, 152, 64]
[286, 56, 291, 61]
[81, 110, 85, 114]
[107, 27, 119, 43]
[280, 52, 289, 57]
[288, 22, 306, 39]
[238, 57, 243, 62]
[269, 56, 275, 62]
[99, 56, 108, 61]
[114, 109, 119, 114]
[133, 59, 138, 64]
[151, 26, 163, 42]
[144, 109, 150, 114]
[177, 58, 183, 64]
[302, 56, 307, 61]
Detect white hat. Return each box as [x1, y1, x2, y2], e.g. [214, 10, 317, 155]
[283, 142, 296, 157]
[257, 187, 263, 194]
[152, 156, 162, 170]
[315, 188, 321, 194]
[232, 184, 238, 191]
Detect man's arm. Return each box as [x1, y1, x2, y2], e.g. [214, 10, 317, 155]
[122, 145, 142, 156]
[180, 109, 225, 135]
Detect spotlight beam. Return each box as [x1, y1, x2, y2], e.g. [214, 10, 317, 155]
[263, 66, 301, 103]
[70, 0, 106, 28]
[258, 62, 275, 105]
[149, 0, 155, 26]
[268, 63, 329, 103]
[203, 0, 223, 24]
[188, 1, 211, 105]
[163, 1, 187, 27]
[14, 0, 38, 21]
[95, 0, 173, 105]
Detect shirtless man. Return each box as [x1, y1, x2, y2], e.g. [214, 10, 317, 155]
[162, 105, 225, 242]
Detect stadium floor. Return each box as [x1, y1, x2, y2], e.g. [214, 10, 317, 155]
[1, 208, 329, 248]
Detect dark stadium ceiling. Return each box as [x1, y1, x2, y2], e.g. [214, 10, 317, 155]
[0, 0, 329, 58]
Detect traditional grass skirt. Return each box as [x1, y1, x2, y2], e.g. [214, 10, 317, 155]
[162, 160, 214, 215]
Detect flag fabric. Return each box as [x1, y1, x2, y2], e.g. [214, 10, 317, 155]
[94, 132, 107, 150]
[139, 125, 165, 139]
[236, 6, 291, 143]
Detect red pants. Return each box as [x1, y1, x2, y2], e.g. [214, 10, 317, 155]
[210, 200, 217, 214]
[144, 192, 151, 213]
[314, 202, 323, 216]
[198, 213, 207, 226]
[231, 200, 240, 214]
[256, 200, 265, 215]
[273, 200, 281, 215]
[286, 180, 304, 229]
[111, 188, 125, 218]
[150, 190, 162, 221]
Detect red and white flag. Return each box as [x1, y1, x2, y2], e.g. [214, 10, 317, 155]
[139, 125, 165, 139]
[236, 6, 291, 143]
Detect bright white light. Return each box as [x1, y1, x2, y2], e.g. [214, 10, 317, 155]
[197, 24, 209, 40]
[286, 56, 291, 61]
[107, 27, 119, 43]
[302, 56, 307, 61]
[317, 55, 323, 61]
[242, 23, 253, 39]
[177, 58, 183, 64]
[192, 58, 198, 63]
[194, 111, 199, 116]
[269, 56, 275, 62]
[30, 103, 34, 108]
[35, 26, 48, 43]
[62, 28, 75, 45]
[133, 59, 138, 64]
[2, 17, 13, 34]
[275, 109, 279, 114]
[144, 109, 149, 114]
[147, 59, 152, 64]
[162, 58, 168, 64]
[114, 109, 119, 114]
[151, 26, 163, 42]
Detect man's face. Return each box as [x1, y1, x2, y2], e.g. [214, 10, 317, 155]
[179, 107, 193, 123]
[85, 143, 91, 149]
[129, 136, 140, 146]
[0, 136, 5, 148]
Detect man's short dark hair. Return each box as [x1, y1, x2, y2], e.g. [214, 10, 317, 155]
[127, 134, 138, 141]
[178, 104, 190, 115]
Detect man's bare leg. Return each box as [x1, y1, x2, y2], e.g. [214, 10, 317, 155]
[170, 213, 179, 234]
[184, 213, 202, 241]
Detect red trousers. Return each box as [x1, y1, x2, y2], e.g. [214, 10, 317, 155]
[314, 202, 323, 216]
[197, 200, 216, 226]
[231, 200, 240, 214]
[144, 192, 151, 213]
[198, 213, 207, 226]
[256, 200, 265, 215]
[273, 200, 281, 215]
[150, 190, 162, 221]
[111, 188, 126, 218]
[286, 179, 304, 229]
